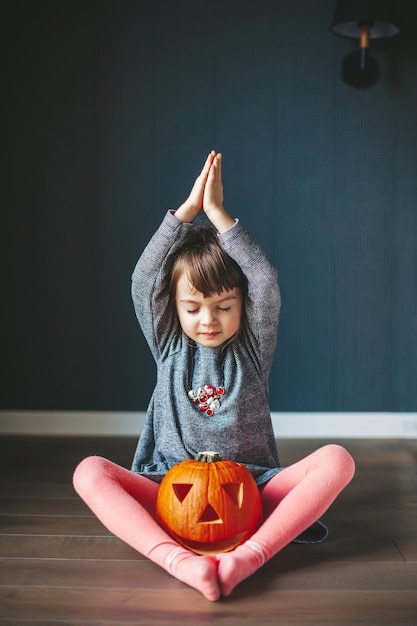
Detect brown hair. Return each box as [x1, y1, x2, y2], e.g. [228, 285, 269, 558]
[169, 226, 247, 304]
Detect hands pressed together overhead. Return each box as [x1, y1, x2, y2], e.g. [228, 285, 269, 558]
[175, 151, 235, 233]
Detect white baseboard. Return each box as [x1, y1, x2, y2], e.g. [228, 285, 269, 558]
[0, 411, 416, 438]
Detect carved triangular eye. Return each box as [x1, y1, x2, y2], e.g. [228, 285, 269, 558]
[222, 482, 243, 508]
[172, 483, 193, 502]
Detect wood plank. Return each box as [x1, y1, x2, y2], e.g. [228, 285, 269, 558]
[0, 435, 136, 469]
[0, 514, 112, 535]
[395, 536, 417, 562]
[2, 558, 417, 591]
[0, 535, 141, 560]
[1, 588, 416, 625]
[0, 498, 93, 515]
[0, 481, 77, 498]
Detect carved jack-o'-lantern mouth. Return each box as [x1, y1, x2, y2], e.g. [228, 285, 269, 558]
[156, 452, 263, 555]
[169, 529, 250, 554]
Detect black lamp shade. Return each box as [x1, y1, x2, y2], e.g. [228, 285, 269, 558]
[331, 0, 400, 39]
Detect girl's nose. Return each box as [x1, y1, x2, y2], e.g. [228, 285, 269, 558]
[201, 308, 216, 325]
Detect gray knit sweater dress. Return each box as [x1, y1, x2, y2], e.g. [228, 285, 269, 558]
[130, 210, 282, 485]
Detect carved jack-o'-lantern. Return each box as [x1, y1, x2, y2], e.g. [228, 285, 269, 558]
[156, 452, 263, 555]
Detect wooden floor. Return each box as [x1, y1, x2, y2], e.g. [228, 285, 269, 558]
[0, 436, 416, 626]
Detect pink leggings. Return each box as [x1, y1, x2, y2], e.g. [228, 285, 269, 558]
[73, 444, 354, 601]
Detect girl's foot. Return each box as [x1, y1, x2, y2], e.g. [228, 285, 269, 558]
[164, 547, 220, 601]
[217, 541, 266, 596]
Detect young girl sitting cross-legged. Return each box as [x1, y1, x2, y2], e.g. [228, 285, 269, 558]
[73, 150, 355, 601]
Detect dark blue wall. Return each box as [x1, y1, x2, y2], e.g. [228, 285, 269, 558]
[2, 0, 417, 412]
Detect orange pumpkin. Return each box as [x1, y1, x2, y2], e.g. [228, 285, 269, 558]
[156, 451, 263, 555]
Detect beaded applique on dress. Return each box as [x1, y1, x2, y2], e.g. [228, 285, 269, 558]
[188, 384, 225, 416]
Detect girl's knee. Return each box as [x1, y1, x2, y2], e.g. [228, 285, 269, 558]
[322, 444, 355, 484]
[73, 455, 110, 497]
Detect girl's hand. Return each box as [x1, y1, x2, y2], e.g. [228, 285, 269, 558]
[203, 152, 224, 214]
[203, 153, 235, 233]
[174, 151, 216, 223]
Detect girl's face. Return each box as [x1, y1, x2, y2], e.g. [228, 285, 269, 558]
[175, 273, 243, 347]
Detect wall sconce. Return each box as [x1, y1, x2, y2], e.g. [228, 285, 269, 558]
[330, 0, 400, 88]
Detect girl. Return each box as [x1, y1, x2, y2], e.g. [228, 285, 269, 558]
[73, 151, 355, 602]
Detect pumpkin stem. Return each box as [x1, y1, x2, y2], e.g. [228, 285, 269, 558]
[195, 451, 222, 463]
